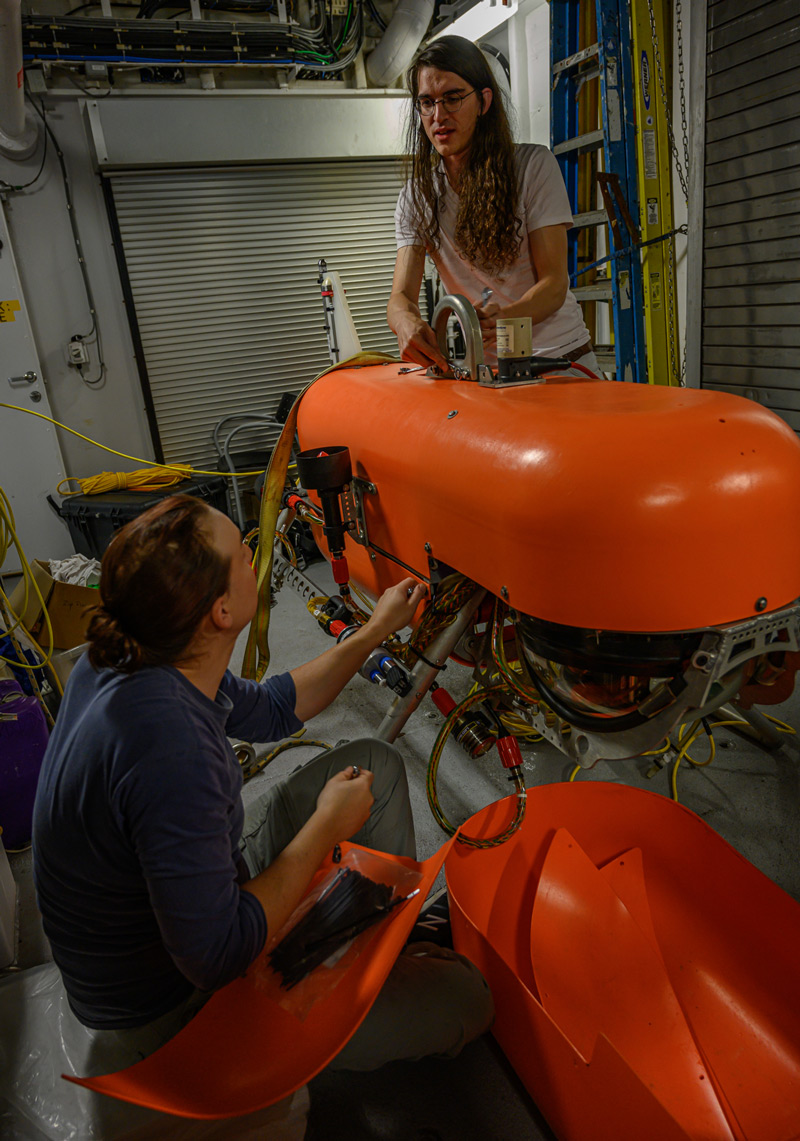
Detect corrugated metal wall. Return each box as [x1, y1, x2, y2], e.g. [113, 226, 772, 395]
[109, 160, 402, 466]
[702, 0, 800, 427]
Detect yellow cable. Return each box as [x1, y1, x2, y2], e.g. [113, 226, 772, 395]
[670, 720, 703, 802]
[0, 487, 63, 694]
[57, 464, 193, 497]
[764, 714, 796, 734]
[0, 403, 268, 478]
[569, 763, 581, 782]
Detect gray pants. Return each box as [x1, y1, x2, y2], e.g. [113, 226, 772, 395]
[239, 738, 494, 1071]
[1, 741, 492, 1140]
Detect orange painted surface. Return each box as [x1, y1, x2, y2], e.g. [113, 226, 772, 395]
[68, 839, 454, 1119]
[297, 366, 800, 631]
[446, 783, 800, 1141]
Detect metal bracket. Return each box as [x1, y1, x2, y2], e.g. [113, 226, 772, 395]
[341, 477, 376, 547]
[431, 294, 485, 382]
[477, 364, 548, 389]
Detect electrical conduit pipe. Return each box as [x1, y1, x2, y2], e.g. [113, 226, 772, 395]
[0, 0, 38, 160]
[365, 0, 435, 88]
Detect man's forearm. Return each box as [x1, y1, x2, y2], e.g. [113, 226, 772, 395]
[387, 291, 422, 336]
[501, 275, 568, 326]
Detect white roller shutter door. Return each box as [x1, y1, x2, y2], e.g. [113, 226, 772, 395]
[109, 160, 402, 465]
[702, 0, 800, 428]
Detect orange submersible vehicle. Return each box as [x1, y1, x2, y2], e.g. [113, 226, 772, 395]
[264, 295, 800, 825]
[75, 298, 800, 1139]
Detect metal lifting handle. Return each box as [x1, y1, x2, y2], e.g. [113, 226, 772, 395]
[431, 293, 485, 380]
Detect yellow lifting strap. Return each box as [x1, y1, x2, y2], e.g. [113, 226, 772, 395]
[241, 352, 398, 682]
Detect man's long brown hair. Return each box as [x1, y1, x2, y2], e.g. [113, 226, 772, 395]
[403, 36, 521, 277]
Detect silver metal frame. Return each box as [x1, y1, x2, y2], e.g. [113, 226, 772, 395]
[508, 602, 800, 768]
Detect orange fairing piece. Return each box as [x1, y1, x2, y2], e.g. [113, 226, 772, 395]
[67, 839, 453, 1119]
[296, 367, 800, 631]
[445, 783, 800, 1141]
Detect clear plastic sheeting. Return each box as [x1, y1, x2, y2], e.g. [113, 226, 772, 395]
[0, 963, 309, 1141]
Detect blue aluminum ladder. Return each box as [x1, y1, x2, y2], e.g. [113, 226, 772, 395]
[551, 0, 646, 383]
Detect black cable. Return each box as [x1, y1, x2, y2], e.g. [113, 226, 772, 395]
[365, 0, 385, 31]
[25, 87, 107, 387]
[65, 1, 139, 11]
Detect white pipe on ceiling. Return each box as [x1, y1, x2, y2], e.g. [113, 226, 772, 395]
[366, 0, 436, 88]
[0, 0, 38, 160]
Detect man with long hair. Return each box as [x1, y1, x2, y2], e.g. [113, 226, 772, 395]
[388, 35, 596, 373]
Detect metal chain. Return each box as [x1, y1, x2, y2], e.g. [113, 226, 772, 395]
[646, 0, 689, 203]
[644, 0, 689, 383]
[665, 233, 682, 385]
[676, 0, 690, 181]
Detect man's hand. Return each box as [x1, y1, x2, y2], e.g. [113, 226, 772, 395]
[365, 578, 428, 642]
[315, 768, 374, 842]
[474, 299, 500, 345]
[394, 313, 450, 371]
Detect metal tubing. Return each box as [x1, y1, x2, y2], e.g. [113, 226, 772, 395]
[375, 589, 486, 744]
[723, 702, 785, 750]
[0, 0, 37, 159]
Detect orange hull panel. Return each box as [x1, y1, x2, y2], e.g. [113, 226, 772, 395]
[297, 367, 800, 631]
[445, 783, 800, 1140]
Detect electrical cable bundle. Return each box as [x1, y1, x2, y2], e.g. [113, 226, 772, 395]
[22, 0, 364, 70]
[268, 866, 411, 989]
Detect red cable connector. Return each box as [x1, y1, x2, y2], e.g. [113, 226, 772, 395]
[497, 735, 523, 770]
[330, 556, 349, 585]
[431, 687, 457, 717]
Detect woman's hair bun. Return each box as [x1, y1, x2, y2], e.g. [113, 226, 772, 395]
[86, 607, 145, 674]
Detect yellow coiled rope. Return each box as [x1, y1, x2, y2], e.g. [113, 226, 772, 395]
[57, 464, 193, 497]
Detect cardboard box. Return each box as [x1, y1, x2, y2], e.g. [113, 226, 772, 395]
[8, 560, 99, 651]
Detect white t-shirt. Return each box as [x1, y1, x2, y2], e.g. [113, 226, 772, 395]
[395, 143, 590, 364]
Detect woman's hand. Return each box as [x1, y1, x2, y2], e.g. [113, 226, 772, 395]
[366, 577, 428, 641]
[315, 768, 375, 841]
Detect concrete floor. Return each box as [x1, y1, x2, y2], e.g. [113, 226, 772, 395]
[5, 557, 800, 1139]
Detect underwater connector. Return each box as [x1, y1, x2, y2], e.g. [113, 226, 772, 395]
[359, 649, 412, 697]
[431, 686, 498, 759]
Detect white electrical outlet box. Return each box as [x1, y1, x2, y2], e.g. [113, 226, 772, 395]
[66, 339, 89, 366]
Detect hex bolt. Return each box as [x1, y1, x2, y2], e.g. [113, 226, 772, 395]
[501, 586, 509, 599]
[447, 410, 458, 419]
[755, 597, 768, 612]
[424, 542, 432, 553]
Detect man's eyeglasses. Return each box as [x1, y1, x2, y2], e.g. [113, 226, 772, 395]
[414, 90, 477, 117]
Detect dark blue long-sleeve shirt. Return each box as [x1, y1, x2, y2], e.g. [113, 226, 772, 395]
[32, 653, 303, 1029]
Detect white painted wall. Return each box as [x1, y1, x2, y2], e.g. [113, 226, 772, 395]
[0, 100, 153, 477]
